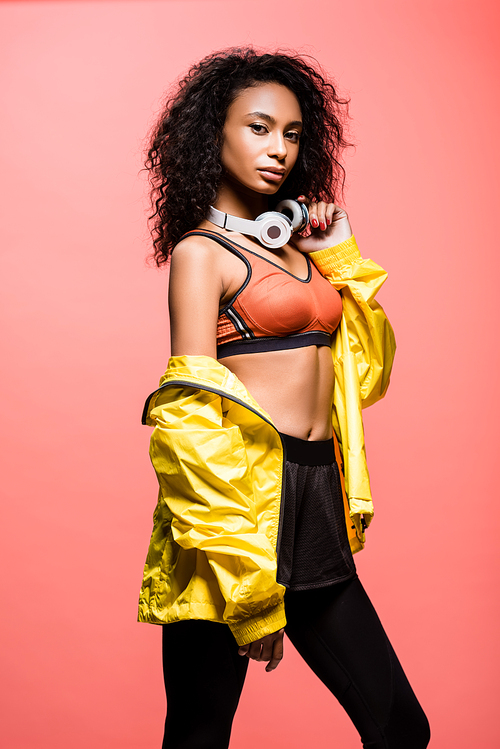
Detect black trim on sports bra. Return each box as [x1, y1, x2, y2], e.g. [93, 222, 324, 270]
[217, 330, 332, 358]
[182, 229, 311, 283]
[224, 306, 255, 341]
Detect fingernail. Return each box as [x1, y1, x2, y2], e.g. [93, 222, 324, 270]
[327, 218, 331, 225]
[320, 221, 326, 230]
[311, 218, 318, 228]
[298, 195, 305, 199]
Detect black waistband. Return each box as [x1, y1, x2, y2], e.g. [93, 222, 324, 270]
[280, 432, 335, 466]
[217, 330, 331, 358]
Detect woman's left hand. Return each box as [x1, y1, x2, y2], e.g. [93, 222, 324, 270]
[292, 198, 353, 254]
[238, 628, 285, 672]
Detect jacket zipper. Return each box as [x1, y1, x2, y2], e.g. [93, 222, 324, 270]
[142, 378, 288, 560]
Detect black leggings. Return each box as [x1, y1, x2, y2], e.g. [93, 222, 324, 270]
[161, 576, 430, 749]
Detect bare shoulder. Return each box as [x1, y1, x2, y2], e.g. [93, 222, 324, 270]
[171, 233, 224, 266]
[171, 233, 227, 286]
[170, 232, 246, 304]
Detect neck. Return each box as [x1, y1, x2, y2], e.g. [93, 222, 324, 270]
[214, 177, 269, 220]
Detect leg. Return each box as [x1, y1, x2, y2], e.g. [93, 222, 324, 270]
[161, 620, 249, 749]
[285, 577, 430, 749]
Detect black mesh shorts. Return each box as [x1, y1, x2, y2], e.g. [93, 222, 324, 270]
[276, 432, 356, 591]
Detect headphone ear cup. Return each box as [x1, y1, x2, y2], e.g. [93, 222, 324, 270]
[254, 212, 292, 249]
[275, 199, 309, 232]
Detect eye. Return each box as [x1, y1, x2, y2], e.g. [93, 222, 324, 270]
[250, 123, 268, 135]
[285, 131, 300, 143]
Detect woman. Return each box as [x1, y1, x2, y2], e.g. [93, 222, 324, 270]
[138, 48, 430, 749]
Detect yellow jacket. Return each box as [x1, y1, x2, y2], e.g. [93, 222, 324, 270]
[138, 236, 396, 645]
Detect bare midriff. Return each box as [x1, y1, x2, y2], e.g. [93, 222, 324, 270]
[219, 344, 334, 441]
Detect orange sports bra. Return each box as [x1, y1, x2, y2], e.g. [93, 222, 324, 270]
[183, 230, 343, 358]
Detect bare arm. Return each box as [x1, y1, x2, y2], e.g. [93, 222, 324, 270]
[168, 236, 224, 358]
[167, 236, 285, 669]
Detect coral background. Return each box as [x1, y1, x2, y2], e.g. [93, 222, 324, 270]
[1, 0, 499, 746]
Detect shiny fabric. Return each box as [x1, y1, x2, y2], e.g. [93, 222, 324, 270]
[311, 236, 396, 529]
[138, 236, 396, 646]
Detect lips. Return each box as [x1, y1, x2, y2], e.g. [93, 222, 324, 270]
[258, 167, 285, 182]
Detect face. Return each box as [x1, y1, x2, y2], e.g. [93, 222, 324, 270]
[220, 82, 302, 196]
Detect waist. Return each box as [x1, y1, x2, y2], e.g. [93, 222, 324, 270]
[280, 432, 335, 466]
[219, 344, 335, 441]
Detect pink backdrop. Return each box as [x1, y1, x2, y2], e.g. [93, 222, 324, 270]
[1, 1, 499, 747]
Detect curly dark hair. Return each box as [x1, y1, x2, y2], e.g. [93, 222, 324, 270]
[145, 47, 351, 266]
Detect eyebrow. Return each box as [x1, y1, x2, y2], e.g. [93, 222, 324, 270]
[246, 111, 303, 128]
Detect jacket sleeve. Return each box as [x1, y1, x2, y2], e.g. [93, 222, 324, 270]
[309, 236, 396, 544]
[148, 382, 286, 645]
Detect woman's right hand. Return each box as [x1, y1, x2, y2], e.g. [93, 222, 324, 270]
[293, 197, 353, 254]
[238, 628, 285, 672]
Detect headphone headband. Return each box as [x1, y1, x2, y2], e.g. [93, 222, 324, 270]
[207, 200, 308, 249]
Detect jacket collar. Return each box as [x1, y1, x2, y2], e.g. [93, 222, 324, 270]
[143, 354, 273, 426]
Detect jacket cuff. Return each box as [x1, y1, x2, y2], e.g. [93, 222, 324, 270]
[228, 601, 287, 646]
[309, 235, 360, 275]
[349, 498, 374, 517]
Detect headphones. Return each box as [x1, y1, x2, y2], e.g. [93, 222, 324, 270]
[207, 199, 309, 249]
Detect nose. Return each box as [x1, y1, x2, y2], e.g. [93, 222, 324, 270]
[268, 130, 287, 160]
